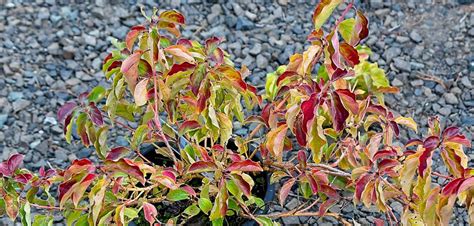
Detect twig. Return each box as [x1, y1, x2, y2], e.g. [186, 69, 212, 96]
[416, 72, 447, 89]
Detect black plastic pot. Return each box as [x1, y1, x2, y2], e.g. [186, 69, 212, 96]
[131, 140, 275, 225]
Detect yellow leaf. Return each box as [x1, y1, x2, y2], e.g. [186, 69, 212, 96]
[395, 116, 418, 133]
[265, 124, 288, 162]
[308, 116, 327, 163]
[133, 78, 149, 106]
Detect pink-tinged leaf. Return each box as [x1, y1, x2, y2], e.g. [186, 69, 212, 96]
[231, 174, 251, 197]
[423, 136, 440, 149]
[58, 102, 77, 124]
[372, 148, 397, 162]
[279, 178, 296, 206]
[125, 25, 146, 51]
[205, 37, 221, 53]
[72, 173, 96, 207]
[181, 185, 197, 197]
[443, 126, 460, 138]
[330, 30, 342, 69]
[112, 177, 123, 194]
[458, 177, 474, 194]
[211, 144, 225, 152]
[164, 45, 195, 63]
[59, 175, 80, 206]
[178, 120, 201, 135]
[374, 218, 385, 226]
[339, 43, 360, 67]
[377, 159, 399, 174]
[355, 173, 372, 201]
[103, 53, 113, 65]
[390, 121, 400, 137]
[188, 161, 217, 173]
[155, 174, 177, 190]
[418, 148, 433, 178]
[106, 147, 130, 161]
[143, 202, 158, 225]
[330, 68, 348, 81]
[442, 178, 464, 196]
[265, 124, 288, 162]
[134, 78, 149, 107]
[227, 159, 263, 172]
[197, 88, 211, 113]
[209, 47, 224, 66]
[88, 103, 103, 126]
[121, 50, 143, 91]
[14, 173, 32, 184]
[64, 159, 95, 179]
[104, 158, 145, 185]
[297, 150, 307, 168]
[406, 138, 423, 147]
[167, 62, 196, 76]
[159, 10, 185, 24]
[7, 154, 24, 175]
[318, 198, 337, 216]
[445, 134, 472, 147]
[307, 174, 319, 193]
[367, 104, 387, 116]
[335, 89, 358, 114]
[330, 91, 349, 132]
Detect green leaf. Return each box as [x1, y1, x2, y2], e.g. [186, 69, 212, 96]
[338, 18, 356, 43]
[313, 0, 343, 30]
[131, 124, 148, 150]
[265, 72, 277, 101]
[32, 215, 53, 226]
[217, 112, 232, 144]
[183, 204, 200, 217]
[20, 202, 31, 226]
[256, 216, 276, 226]
[88, 86, 107, 103]
[198, 198, 212, 214]
[167, 189, 189, 201]
[124, 207, 138, 220]
[65, 209, 82, 226]
[75, 215, 88, 226]
[212, 218, 224, 226]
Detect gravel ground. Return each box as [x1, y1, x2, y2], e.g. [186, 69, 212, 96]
[0, 0, 473, 225]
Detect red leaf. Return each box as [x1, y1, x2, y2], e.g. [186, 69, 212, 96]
[104, 159, 145, 185]
[106, 147, 130, 161]
[205, 37, 221, 53]
[301, 93, 317, 134]
[276, 71, 298, 86]
[318, 198, 337, 216]
[442, 178, 464, 196]
[330, 91, 349, 132]
[423, 136, 440, 149]
[125, 25, 146, 51]
[57, 102, 77, 124]
[88, 103, 103, 126]
[339, 43, 360, 67]
[355, 173, 372, 201]
[390, 121, 400, 137]
[330, 68, 348, 81]
[143, 202, 158, 225]
[261, 103, 273, 127]
[14, 173, 32, 184]
[167, 62, 196, 76]
[443, 126, 460, 139]
[372, 148, 397, 162]
[103, 53, 113, 65]
[279, 178, 296, 206]
[377, 159, 399, 174]
[227, 159, 263, 172]
[178, 120, 201, 135]
[418, 148, 434, 178]
[188, 161, 217, 173]
[72, 173, 96, 207]
[295, 119, 307, 146]
[335, 89, 358, 115]
[307, 174, 319, 193]
[231, 174, 251, 197]
[0, 154, 24, 177]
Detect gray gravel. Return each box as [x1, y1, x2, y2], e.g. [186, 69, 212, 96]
[0, 0, 473, 225]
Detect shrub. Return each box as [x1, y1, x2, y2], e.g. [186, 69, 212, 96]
[1, 1, 472, 225]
